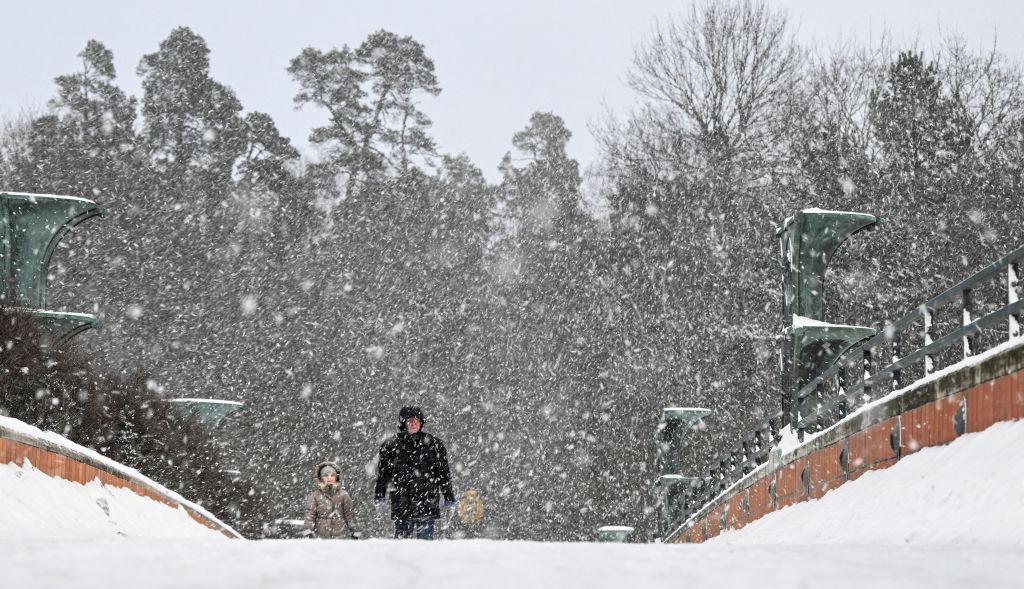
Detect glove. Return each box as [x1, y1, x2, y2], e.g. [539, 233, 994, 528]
[374, 499, 388, 517]
[443, 500, 457, 510]
[351, 531, 363, 540]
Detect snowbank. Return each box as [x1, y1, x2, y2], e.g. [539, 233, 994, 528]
[713, 419, 1024, 546]
[0, 459, 224, 540]
[0, 414, 239, 538]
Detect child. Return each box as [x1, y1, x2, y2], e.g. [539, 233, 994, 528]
[302, 461, 360, 539]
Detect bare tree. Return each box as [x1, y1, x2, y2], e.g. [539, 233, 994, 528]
[626, 0, 804, 187]
[939, 35, 1024, 160]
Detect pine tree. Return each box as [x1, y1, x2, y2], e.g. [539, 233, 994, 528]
[869, 51, 973, 203]
[14, 40, 138, 197]
[138, 27, 247, 204]
[289, 30, 440, 198]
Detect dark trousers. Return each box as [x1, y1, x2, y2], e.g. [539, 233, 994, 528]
[394, 518, 435, 540]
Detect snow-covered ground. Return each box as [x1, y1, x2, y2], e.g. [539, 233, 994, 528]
[2, 420, 1023, 587]
[0, 459, 223, 540]
[0, 413, 237, 536]
[715, 419, 1024, 546]
[1, 539, 1021, 589]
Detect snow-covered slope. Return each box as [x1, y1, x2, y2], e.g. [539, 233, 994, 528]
[0, 459, 225, 540]
[0, 414, 238, 538]
[714, 419, 1024, 546]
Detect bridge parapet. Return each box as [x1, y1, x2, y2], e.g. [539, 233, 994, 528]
[667, 290, 1024, 543]
[664, 213, 1024, 541]
[0, 415, 241, 539]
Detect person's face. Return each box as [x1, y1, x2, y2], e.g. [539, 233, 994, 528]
[321, 471, 337, 484]
[406, 417, 422, 434]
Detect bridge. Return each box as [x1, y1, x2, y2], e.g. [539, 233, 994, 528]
[2, 204, 1023, 587]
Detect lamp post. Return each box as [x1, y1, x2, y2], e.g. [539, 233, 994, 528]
[778, 209, 877, 432]
[655, 407, 710, 538]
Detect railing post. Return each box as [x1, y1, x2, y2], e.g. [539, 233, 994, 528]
[891, 332, 902, 390]
[862, 347, 873, 401]
[812, 380, 825, 432]
[1009, 262, 1020, 339]
[796, 390, 806, 442]
[837, 364, 849, 417]
[963, 288, 975, 358]
[923, 306, 935, 375]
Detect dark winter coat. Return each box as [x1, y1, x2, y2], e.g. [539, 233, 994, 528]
[304, 462, 359, 539]
[374, 431, 455, 521]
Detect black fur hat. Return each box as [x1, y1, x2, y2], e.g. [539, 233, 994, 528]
[398, 406, 425, 430]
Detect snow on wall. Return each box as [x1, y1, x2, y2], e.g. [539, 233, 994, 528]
[0, 458, 225, 540]
[0, 414, 240, 539]
[713, 419, 1024, 546]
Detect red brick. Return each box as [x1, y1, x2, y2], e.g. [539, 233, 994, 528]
[775, 457, 809, 508]
[706, 506, 723, 538]
[688, 523, 704, 543]
[848, 418, 899, 478]
[746, 476, 774, 522]
[981, 371, 1024, 427]
[968, 381, 998, 433]
[724, 492, 747, 530]
[901, 393, 961, 455]
[808, 443, 847, 499]
[848, 458, 897, 481]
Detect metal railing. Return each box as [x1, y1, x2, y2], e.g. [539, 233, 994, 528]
[673, 243, 1024, 531]
[795, 244, 1024, 433]
[679, 412, 784, 520]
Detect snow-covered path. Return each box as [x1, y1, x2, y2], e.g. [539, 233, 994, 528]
[3, 538, 1022, 589]
[4, 421, 1024, 587]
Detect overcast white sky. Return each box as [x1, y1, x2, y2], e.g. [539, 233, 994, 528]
[2, 1, 1022, 182]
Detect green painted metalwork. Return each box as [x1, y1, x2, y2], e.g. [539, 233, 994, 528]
[783, 322, 876, 429]
[596, 525, 634, 542]
[778, 209, 877, 427]
[166, 398, 244, 432]
[655, 407, 711, 476]
[657, 474, 701, 538]
[778, 209, 876, 322]
[655, 407, 710, 537]
[0, 192, 105, 343]
[0, 192, 105, 306]
[27, 309, 102, 346]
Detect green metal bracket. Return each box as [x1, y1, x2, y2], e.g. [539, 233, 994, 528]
[166, 398, 244, 432]
[655, 407, 711, 476]
[788, 322, 876, 386]
[26, 309, 102, 346]
[0, 192, 105, 343]
[657, 474, 702, 537]
[778, 209, 876, 321]
[778, 209, 876, 426]
[655, 407, 710, 538]
[782, 320, 876, 427]
[596, 525, 634, 542]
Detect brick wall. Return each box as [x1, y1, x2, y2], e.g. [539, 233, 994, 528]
[0, 435, 238, 538]
[670, 342, 1024, 543]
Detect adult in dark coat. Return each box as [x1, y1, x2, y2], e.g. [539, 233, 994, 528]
[374, 406, 455, 539]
